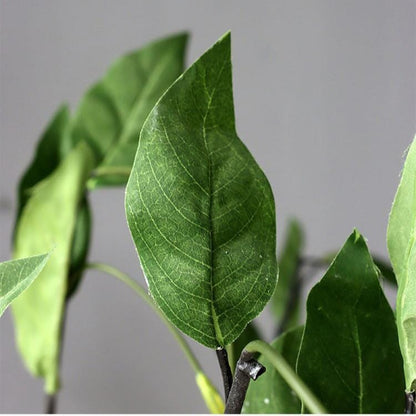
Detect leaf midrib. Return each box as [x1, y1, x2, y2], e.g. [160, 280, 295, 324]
[351, 314, 364, 413]
[203, 79, 221, 347]
[201, 61, 228, 346]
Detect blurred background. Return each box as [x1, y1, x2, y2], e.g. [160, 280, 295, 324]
[1, 0, 415, 413]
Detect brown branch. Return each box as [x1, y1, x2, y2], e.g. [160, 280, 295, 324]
[216, 347, 233, 401]
[224, 350, 265, 414]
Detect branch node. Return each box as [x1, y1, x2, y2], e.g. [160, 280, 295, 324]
[224, 351, 266, 413]
[237, 357, 266, 380]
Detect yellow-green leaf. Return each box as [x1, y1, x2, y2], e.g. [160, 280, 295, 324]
[15, 105, 70, 225]
[12, 141, 95, 393]
[14, 105, 92, 299]
[0, 253, 49, 317]
[387, 135, 416, 391]
[195, 371, 225, 414]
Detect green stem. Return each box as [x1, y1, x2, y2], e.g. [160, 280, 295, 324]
[225, 343, 235, 374]
[92, 166, 132, 178]
[86, 166, 132, 189]
[85, 262, 201, 374]
[244, 340, 327, 414]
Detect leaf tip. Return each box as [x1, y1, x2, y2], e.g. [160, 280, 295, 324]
[352, 228, 362, 244]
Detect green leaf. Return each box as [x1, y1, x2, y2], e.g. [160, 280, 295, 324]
[195, 371, 225, 413]
[271, 219, 304, 331]
[242, 326, 303, 414]
[297, 230, 404, 413]
[13, 105, 92, 299]
[15, 105, 70, 227]
[125, 32, 277, 348]
[387, 135, 416, 391]
[66, 195, 91, 299]
[12, 141, 95, 393]
[324, 251, 396, 286]
[0, 254, 49, 317]
[70, 32, 188, 187]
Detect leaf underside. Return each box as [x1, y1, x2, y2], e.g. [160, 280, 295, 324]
[12, 142, 95, 393]
[71, 32, 188, 187]
[0, 254, 49, 317]
[14, 105, 70, 228]
[242, 326, 303, 414]
[297, 230, 404, 413]
[10, 33, 188, 392]
[125, 32, 277, 348]
[14, 105, 92, 301]
[387, 135, 416, 391]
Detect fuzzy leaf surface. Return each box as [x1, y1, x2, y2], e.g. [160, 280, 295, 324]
[125, 33, 277, 348]
[71, 33, 188, 187]
[242, 325, 303, 414]
[387, 135, 416, 391]
[297, 230, 404, 413]
[12, 142, 95, 393]
[0, 254, 49, 316]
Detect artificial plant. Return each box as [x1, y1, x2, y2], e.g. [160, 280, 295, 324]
[2, 31, 415, 414]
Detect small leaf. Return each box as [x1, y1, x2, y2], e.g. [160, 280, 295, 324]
[125, 32, 277, 348]
[0, 253, 49, 316]
[297, 230, 404, 413]
[12, 141, 95, 393]
[242, 326, 303, 414]
[70, 32, 188, 187]
[387, 135, 416, 391]
[195, 371, 225, 414]
[271, 219, 304, 331]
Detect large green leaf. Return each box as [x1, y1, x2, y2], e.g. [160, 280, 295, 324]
[0, 254, 49, 317]
[70, 32, 188, 187]
[271, 219, 304, 332]
[387, 135, 416, 391]
[125, 33, 277, 348]
[12, 141, 95, 393]
[297, 230, 404, 413]
[242, 326, 303, 414]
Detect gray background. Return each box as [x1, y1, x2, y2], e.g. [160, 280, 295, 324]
[1, 0, 415, 413]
